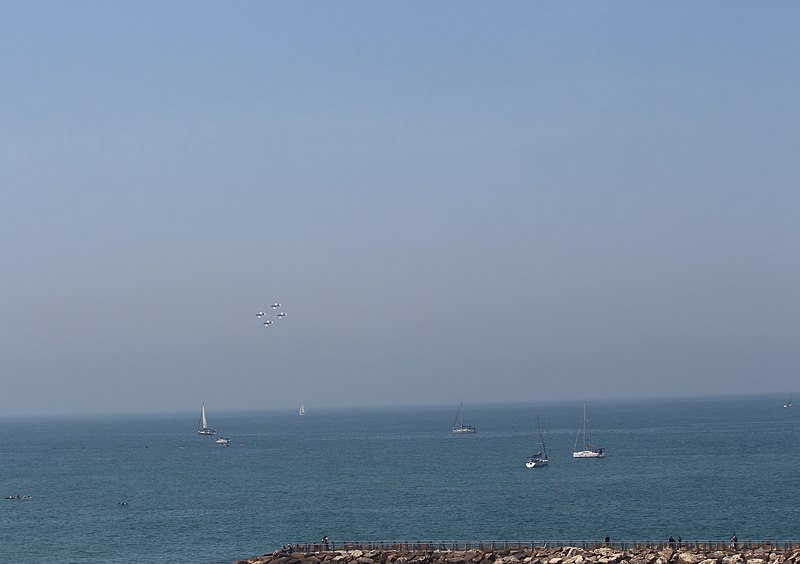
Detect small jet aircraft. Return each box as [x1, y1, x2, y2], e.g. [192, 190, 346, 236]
[276, 312, 286, 318]
[256, 312, 266, 318]
[263, 320, 273, 325]
[271, 302, 281, 309]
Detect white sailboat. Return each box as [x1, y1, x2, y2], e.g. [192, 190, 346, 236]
[525, 416, 549, 468]
[784, 389, 793, 408]
[451, 400, 476, 434]
[299, 404, 306, 416]
[215, 436, 230, 445]
[197, 403, 216, 435]
[572, 402, 604, 458]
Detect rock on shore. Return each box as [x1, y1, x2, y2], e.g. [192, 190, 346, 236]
[237, 546, 800, 564]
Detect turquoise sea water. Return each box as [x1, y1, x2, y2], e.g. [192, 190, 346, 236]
[1, 396, 799, 563]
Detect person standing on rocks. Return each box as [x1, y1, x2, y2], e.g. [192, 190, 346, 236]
[730, 534, 738, 550]
[322, 535, 329, 550]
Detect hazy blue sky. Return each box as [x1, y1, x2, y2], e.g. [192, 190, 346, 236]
[2, 2, 798, 416]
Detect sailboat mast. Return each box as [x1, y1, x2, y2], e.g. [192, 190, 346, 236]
[453, 400, 464, 429]
[537, 416, 547, 459]
[582, 402, 588, 449]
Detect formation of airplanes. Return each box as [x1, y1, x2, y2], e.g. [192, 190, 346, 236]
[256, 301, 287, 327]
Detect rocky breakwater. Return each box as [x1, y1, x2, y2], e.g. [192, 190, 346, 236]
[237, 545, 800, 564]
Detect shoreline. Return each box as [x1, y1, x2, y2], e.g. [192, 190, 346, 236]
[237, 543, 800, 564]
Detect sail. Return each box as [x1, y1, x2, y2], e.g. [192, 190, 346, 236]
[197, 403, 216, 435]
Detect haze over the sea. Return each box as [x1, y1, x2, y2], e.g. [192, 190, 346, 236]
[2, 2, 798, 417]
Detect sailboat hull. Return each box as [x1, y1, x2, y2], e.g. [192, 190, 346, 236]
[525, 459, 548, 468]
[452, 426, 476, 434]
[572, 449, 604, 458]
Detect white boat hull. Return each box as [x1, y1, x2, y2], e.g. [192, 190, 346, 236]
[452, 426, 476, 434]
[525, 459, 548, 468]
[573, 449, 605, 458]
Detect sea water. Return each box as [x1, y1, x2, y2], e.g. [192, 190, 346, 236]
[1, 396, 798, 563]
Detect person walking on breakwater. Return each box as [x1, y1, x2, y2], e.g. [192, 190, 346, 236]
[669, 536, 676, 548]
[730, 534, 738, 550]
[322, 535, 329, 550]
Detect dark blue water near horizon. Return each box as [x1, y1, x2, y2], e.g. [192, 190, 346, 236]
[1, 396, 799, 563]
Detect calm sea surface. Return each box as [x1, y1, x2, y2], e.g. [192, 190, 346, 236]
[1, 396, 798, 563]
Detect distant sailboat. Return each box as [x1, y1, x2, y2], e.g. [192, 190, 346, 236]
[525, 416, 549, 468]
[197, 403, 215, 435]
[572, 402, 604, 458]
[451, 400, 476, 434]
[215, 436, 230, 445]
[784, 389, 793, 409]
[299, 404, 306, 416]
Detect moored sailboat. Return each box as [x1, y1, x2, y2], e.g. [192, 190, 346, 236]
[572, 402, 604, 458]
[451, 400, 476, 434]
[525, 416, 549, 468]
[299, 404, 306, 416]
